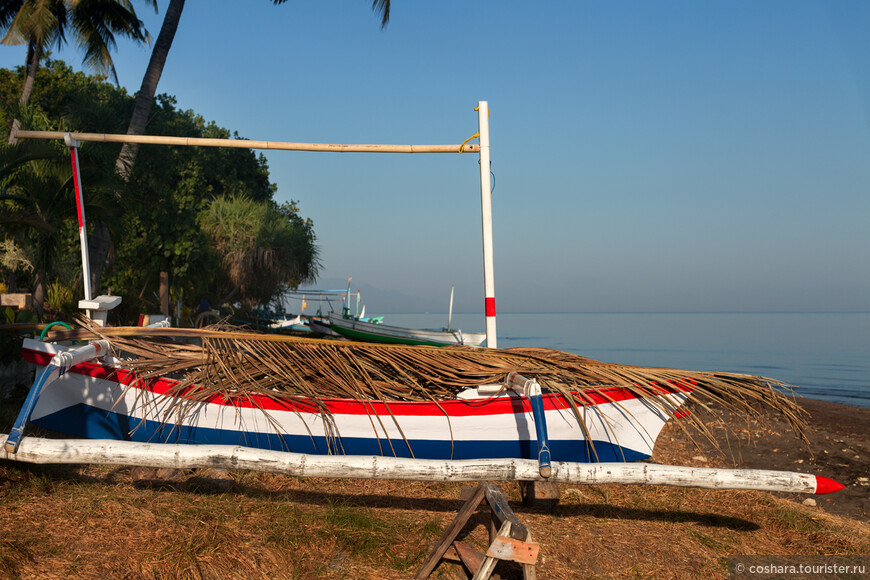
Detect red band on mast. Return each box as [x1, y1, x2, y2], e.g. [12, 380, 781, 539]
[485, 297, 496, 317]
[70, 148, 84, 228]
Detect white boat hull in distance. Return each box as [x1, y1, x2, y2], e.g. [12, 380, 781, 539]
[327, 314, 486, 347]
[21, 338, 687, 463]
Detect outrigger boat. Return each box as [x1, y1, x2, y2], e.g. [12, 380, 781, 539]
[19, 336, 681, 463]
[1, 115, 845, 498]
[4, 328, 845, 495]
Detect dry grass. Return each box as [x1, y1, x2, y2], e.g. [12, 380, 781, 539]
[1, 460, 867, 580]
[58, 321, 811, 462]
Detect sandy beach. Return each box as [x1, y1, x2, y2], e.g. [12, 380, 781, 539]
[653, 397, 869, 521]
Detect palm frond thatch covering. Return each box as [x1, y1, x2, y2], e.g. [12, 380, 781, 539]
[62, 318, 809, 452]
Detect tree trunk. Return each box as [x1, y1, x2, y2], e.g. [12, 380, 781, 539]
[218, 283, 241, 307]
[87, 222, 112, 294]
[7, 41, 42, 144]
[32, 268, 44, 321]
[115, 0, 185, 181]
[159, 271, 169, 317]
[89, 0, 185, 292]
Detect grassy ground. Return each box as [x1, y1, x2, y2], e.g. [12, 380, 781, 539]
[2, 389, 868, 579]
[1, 456, 868, 579]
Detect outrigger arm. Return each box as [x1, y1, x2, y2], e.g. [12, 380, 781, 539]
[4, 340, 110, 453]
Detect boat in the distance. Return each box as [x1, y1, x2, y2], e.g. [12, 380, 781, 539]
[327, 313, 486, 347]
[326, 284, 485, 347]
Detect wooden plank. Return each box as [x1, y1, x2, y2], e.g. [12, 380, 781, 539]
[453, 541, 485, 575]
[472, 521, 511, 580]
[426, 541, 461, 563]
[519, 481, 561, 510]
[415, 483, 486, 579]
[485, 536, 539, 565]
[0, 293, 32, 309]
[13, 130, 481, 154]
[484, 483, 528, 540]
[522, 530, 537, 580]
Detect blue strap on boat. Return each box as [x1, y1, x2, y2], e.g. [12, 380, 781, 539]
[5, 340, 109, 454]
[506, 373, 552, 478]
[528, 390, 552, 478]
[5, 365, 60, 453]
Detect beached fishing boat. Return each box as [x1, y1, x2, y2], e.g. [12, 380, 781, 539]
[20, 335, 683, 463]
[328, 314, 486, 347]
[3, 120, 844, 498]
[305, 315, 341, 337]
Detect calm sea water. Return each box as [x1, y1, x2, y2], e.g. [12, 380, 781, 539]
[386, 312, 870, 409]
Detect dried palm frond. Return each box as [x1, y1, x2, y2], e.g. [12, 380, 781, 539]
[59, 317, 808, 455]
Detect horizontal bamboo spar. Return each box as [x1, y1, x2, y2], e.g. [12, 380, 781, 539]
[0, 435, 843, 495]
[12, 130, 480, 153]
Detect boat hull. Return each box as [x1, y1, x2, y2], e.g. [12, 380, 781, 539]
[21, 339, 687, 463]
[328, 315, 486, 347]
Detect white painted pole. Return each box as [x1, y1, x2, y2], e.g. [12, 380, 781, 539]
[65, 134, 92, 303]
[477, 102, 497, 348]
[0, 434, 845, 495]
[447, 284, 454, 331]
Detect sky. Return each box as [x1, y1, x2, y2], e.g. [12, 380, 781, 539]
[1, 1, 868, 314]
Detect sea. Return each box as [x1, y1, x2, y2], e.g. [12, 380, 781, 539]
[384, 312, 870, 409]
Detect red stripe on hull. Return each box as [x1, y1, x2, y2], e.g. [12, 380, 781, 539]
[22, 347, 692, 417]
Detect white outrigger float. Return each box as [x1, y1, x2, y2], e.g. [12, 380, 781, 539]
[2, 102, 844, 499]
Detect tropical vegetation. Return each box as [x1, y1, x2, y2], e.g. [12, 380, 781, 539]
[0, 59, 319, 323]
[0, 0, 392, 324]
[1, 0, 153, 144]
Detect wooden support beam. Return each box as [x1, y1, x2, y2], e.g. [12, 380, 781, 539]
[453, 541, 486, 576]
[484, 483, 529, 541]
[417, 482, 540, 580]
[485, 534, 539, 565]
[13, 130, 481, 154]
[415, 483, 487, 579]
[519, 480, 562, 511]
[0, 434, 842, 495]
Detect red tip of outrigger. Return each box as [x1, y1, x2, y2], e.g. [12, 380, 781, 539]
[814, 475, 846, 495]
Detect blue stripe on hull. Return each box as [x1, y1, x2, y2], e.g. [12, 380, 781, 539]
[31, 404, 651, 463]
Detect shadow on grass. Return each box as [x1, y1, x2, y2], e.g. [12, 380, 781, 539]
[1, 459, 759, 532]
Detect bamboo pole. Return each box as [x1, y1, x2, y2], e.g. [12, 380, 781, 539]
[13, 130, 481, 153]
[0, 434, 844, 495]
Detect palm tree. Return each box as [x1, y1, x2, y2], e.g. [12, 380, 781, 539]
[98, 0, 390, 293]
[0, 139, 118, 318]
[199, 196, 319, 308]
[1, 0, 153, 143]
[0, 140, 73, 317]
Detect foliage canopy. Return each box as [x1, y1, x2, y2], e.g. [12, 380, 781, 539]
[0, 59, 319, 322]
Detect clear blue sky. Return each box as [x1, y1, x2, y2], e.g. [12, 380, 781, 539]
[2, 1, 868, 313]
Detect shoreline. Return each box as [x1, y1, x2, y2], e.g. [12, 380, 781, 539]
[794, 397, 870, 437]
[654, 395, 870, 521]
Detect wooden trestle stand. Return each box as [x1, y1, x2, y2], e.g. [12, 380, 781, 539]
[415, 482, 540, 580]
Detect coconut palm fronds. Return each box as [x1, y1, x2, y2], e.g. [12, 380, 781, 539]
[62, 318, 809, 448]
